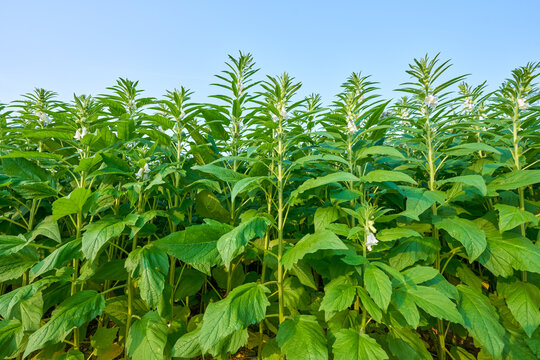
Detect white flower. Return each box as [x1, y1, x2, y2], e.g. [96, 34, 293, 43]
[271, 113, 278, 121]
[357, 94, 365, 104]
[74, 127, 87, 141]
[136, 163, 151, 180]
[517, 98, 530, 110]
[365, 232, 379, 251]
[464, 98, 474, 111]
[425, 94, 438, 108]
[180, 109, 186, 119]
[401, 111, 409, 119]
[279, 104, 288, 119]
[347, 120, 357, 133]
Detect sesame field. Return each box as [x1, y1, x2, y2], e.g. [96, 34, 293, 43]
[0, 53, 539, 360]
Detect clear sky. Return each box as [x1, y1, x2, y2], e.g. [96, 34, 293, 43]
[1, 0, 539, 105]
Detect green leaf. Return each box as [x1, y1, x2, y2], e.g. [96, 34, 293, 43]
[174, 268, 206, 300]
[445, 143, 501, 156]
[332, 329, 388, 360]
[282, 229, 347, 270]
[0, 250, 38, 282]
[29, 215, 61, 243]
[434, 216, 486, 261]
[401, 189, 443, 220]
[230, 176, 268, 204]
[24, 290, 106, 357]
[502, 281, 540, 337]
[155, 221, 232, 268]
[0, 235, 28, 256]
[364, 264, 392, 310]
[457, 285, 505, 358]
[319, 279, 356, 321]
[195, 189, 230, 223]
[2, 157, 50, 182]
[394, 288, 420, 328]
[487, 170, 540, 193]
[362, 170, 417, 185]
[52, 188, 92, 221]
[0, 151, 62, 160]
[13, 181, 58, 199]
[438, 175, 487, 196]
[277, 315, 328, 360]
[478, 231, 540, 277]
[389, 236, 440, 271]
[0, 319, 23, 359]
[358, 145, 405, 159]
[172, 328, 202, 358]
[494, 204, 539, 232]
[314, 206, 340, 232]
[82, 217, 126, 261]
[90, 327, 118, 355]
[126, 311, 167, 360]
[198, 283, 270, 351]
[30, 239, 82, 281]
[193, 164, 247, 183]
[377, 228, 421, 242]
[125, 245, 169, 308]
[356, 287, 382, 322]
[217, 216, 269, 269]
[407, 285, 463, 323]
[387, 327, 432, 360]
[290, 172, 360, 199]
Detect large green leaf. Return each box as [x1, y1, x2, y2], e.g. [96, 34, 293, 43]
[501, 280, 540, 337]
[0, 320, 23, 359]
[30, 239, 82, 281]
[52, 188, 92, 221]
[198, 283, 269, 351]
[389, 236, 440, 271]
[0, 235, 28, 256]
[2, 157, 50, 182]
[387, 327, 431, 360]
[358, 145, 405, 159]
[192, 164, 247, 183]
[277, 315, 328, 360]
[230, 176, 269, 204]
[445, 142, 501, 156]
[364, 264, 392, 310]
[477, 230, 540, 277]
[125, 245, 169, 308]
[155, 221, 232, 268]
[438, 175, 487, 196]
[362, 170, 417, 185]
[319, 278, 356, 320]
[282, 229, 347, 270]
[434, 216, 486, 261]
[126, 311, 168, 360]
[29, 215, 62, 243]
[195, 189, 230, 223]
[82, 217, 126, 261]
[407, 285, 463, 323]
[24, 290, 106, 357]
[290, 171, 360, 200]
[217, 216, 269, 269]
[494, 204, 539, 232]
[401, 189, 443, 220]
[487, 170, 540, 193]
[333, 329, 388, 360]
[457, 285, 505, 358]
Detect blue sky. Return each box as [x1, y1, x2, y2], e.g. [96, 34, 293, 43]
[1, 0, 539, 105]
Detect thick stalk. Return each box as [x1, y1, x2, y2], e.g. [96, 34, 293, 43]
[276, 122, 285, 324]
[71, 211, 82, 350]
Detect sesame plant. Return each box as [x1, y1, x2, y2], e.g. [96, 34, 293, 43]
[0, 53, 539, 360]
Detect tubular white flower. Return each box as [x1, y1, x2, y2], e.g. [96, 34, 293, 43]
[402, 110, 409, 119]
[347, 120, 357, 133]
[517, 98, 530, 110]
[74, 127, 87, 141]
[279, 104, 288, 119]
[425, 94, 438, 108]
[464, 98, 474, 111]
[136, 163, 151, 180]
[180, 109, 186, 119]
[365, 232, 379, 251]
